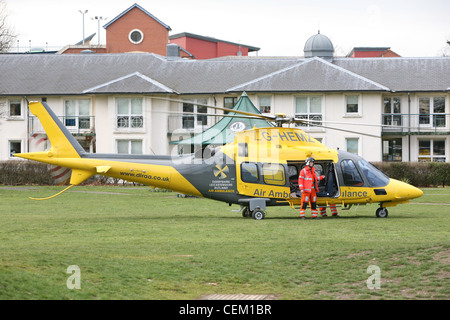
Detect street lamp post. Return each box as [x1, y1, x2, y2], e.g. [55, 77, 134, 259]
[92, 16, 107, 45]
[79, 10, 88, 45]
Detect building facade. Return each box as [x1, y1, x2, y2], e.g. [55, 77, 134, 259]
[0, 46, 448, 164]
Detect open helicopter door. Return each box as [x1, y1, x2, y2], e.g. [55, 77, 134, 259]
[287, 160, 339, 198]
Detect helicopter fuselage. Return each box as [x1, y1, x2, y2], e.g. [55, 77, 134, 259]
[15, 102, 423, 219]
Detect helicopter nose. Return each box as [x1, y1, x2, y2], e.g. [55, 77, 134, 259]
[387, 179, 423, 200]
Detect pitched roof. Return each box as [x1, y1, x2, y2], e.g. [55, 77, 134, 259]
[0, 53, 448, 96]
[227, 57, 390, 92]
[170, 32, 260, 52]
[103, 3, 171, 31]
[334, 57, 450, 92]
[83, 72, 176, 94]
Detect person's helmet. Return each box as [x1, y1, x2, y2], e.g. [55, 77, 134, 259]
[305, 157, 315, 166]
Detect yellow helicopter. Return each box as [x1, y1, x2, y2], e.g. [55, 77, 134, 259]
[15, 98, 423, 220]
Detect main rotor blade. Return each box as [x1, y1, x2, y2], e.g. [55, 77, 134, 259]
[292, 117, 392, 128]
[151, 97, 277, 121]
[297, 122, 381, 138]
[154, 110, 274, 121]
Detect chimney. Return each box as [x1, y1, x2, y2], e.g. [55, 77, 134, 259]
[166, 43, 180, 60]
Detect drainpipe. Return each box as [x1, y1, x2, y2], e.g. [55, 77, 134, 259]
[408, 92, 411, 162]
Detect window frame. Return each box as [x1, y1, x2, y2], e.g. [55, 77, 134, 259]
[182, 98, 208, 130]
[346, 137, 360, 155]
[223, 97, 237, 115]
[116, 97, 144, 130]
[418, 96, 446, 128]
[258, 96, 272, 114]
[8, 99, 23, 118]
[262, 163, 286, 186]
[340, 159, 364, 187]
[64, 99, 91, 130]
[383, 97, 402, 126]
[128, 29, 144, 45]
[418, 139, 446, 162]
[9, 140, 22, 158]
[382, 138, 403, 162]
[240, 162, 259, 183]
[294, 95, 323, 129]
[345, 94, 361, 116]
[116, 139, 143, 155]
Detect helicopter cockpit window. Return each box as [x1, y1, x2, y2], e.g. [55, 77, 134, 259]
[358, 159, 390, 187]
[241, 162, 259, 183]
[262, 163, 286, 186]
[340, 159, 364, 186]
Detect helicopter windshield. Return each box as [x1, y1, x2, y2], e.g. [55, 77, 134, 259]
[358, 159, 390, 187]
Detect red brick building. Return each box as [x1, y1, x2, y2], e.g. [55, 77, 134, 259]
[347, 47, 401, 58]
[59, 3, 259, 58]
[103, 3, 171, 55]
[169, 32, 259, 59]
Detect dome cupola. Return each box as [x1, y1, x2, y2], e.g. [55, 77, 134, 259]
[304, 31, 334, 60]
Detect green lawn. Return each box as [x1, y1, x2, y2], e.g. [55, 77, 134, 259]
[0, 185, 448, 300]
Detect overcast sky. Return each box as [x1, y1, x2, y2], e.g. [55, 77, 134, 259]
[4, 0, 450, 57]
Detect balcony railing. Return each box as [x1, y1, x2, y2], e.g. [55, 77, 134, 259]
[29, 115, 95, 136]
[168, 115, 214, 134]
[382, 113, 450, 134]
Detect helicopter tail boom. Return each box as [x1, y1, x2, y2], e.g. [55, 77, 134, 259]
[14, 102, 97, 187]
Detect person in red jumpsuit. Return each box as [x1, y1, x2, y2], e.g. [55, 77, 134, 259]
[298, 157, 325, 219]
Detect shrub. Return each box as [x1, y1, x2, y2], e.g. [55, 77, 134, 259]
[0, 161, 53, 185]
[428, 162, 450, 187]
[372, 161, 450, 187]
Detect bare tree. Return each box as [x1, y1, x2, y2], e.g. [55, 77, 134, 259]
[0, 0, 16, 52]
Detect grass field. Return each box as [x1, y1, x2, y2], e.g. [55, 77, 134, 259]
[0, 185, 449, 300]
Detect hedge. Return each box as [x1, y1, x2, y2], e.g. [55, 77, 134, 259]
[370, 162, 450, 187]
[0, 161, 53, 186]
[1, 160, 449, 187]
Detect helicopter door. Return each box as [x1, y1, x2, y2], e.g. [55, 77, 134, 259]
[287, 161, 338, 198]
[237, 161, 290, 199]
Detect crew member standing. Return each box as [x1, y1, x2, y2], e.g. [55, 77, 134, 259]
[298, 157, 325, 219]
[319, 204, 339, 217]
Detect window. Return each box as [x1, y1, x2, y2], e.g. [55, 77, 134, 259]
[340, 159, 364, 186]
[224, 97, 237, 114]
[129, 29, 144, 44]
[116, 98, 143, 129]
[8, 99, 22, 117]
[346, 95, 359, 114]
[382, 138, 402, 162]
[419, 97, 446, 127]
[295, 96, 322, 128]
[258, 96, 271, 114]
[117, 140, 143, 155]
[262, 163, 285, 186]
[358, 159, 389, 187]
[65, 99, 90, 129]
[241, 162, 259, 183]
[9, 140, 21, 157]
[346, 138, 359, 155]
[383, 97, 402, 126]
[182, 98, 208, 130]
[418, 139, 446, 162]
